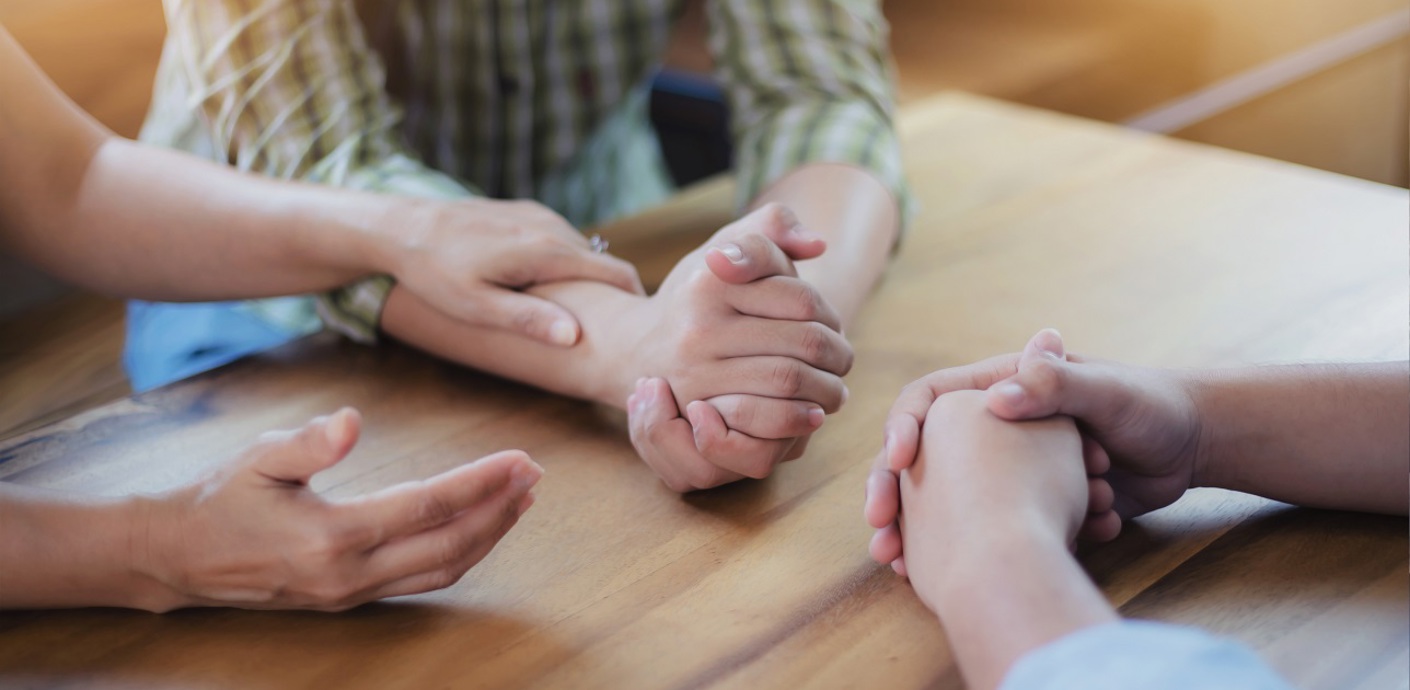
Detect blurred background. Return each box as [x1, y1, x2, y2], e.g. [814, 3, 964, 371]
[2, 0, 1406, 434]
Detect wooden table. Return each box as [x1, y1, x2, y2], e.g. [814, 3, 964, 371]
[1, 93, 1406, 689]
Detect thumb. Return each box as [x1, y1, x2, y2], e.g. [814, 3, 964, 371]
[713, 203, 826, 261]
[754, 203, 826, 262]
[986, 328, 1066, 418]
[251, 408, 362, 485]
[986, 336, 1121, 423]
[480, 290, 583, 347]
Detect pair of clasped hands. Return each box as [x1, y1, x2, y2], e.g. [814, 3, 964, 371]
[134, 203, 848, 612]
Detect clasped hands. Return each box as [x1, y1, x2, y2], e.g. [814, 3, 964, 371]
[618, 203, 853, 492]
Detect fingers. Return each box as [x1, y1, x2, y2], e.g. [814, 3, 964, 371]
[1087, 477, 1115, 514]
[1079, 510, 1122, 542]
[347, 450, 543, 544]
[477, 290, 583, 347]
[711, 203, 827, 262]
[705, 394, 824, 440]
[705, 233, 799, 286]
[688, 356, 848, 413]
[883, 353, 1022, 472]
[519, 244, 645, 296]
[717, 316, 853, 376]
[363, 475, 537, 598]
[628, 378, 745, 492]
[987, 351, 1121, 422]
[864, 466, 901, 530]
[869, 522, 903, 565]
[723, 275, 844, 334]
[1082, 434, 1112, 475]
[250, 408, 362, 485]
[685, 401, 798, 479]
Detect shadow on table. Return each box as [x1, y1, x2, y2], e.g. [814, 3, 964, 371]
[0, 600, 554, 688]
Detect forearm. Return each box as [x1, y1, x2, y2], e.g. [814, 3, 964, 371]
[751, 163, 898, 328]
[1190, 362, 1410, 515]
[935, 527, 1118, 690]
[380, 281, 645, 408]
[0, 484, 173, 611]
[15, 138, 412, 302]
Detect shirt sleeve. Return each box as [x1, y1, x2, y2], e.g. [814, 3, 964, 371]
[705, 0, 912, 224]
[157, 0, 477, 343]
[1000, 621, 1295, 690]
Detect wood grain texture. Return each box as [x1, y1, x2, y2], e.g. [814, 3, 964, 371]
[0, 93, 1406, 689]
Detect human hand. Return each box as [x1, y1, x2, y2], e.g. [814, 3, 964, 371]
[867, 329, 1203, 570]
[622, 204, 853, 491]
[142, 408, 541, 612]
[386, 197, 644, 347]
[896, 390, 1087, 608]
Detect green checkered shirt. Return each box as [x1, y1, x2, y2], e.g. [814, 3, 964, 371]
[143, 0, 908, 342]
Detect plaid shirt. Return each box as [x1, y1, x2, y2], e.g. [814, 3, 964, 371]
[144, 0, 908, 342]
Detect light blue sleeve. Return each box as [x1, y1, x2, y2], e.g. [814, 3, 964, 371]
[1000, 620, 1294, 690]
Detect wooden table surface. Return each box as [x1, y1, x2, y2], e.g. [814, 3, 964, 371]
[1, 93, 1406, 689]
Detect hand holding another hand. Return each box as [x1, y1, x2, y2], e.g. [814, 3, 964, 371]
[623, 204, 854, 492]
[387, 197, 644, 347]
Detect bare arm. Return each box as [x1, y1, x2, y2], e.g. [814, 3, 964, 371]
[0, 25, 392, 301]
[0, 25, 638, 343]
[1190, 362, 1409, 515]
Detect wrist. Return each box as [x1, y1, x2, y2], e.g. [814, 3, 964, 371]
[121, 491, 192, 612]
[578, 290, 656, 408]
[1182, 372, 1222, 490]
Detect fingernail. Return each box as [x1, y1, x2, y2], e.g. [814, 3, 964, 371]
[992, 382, 1026, 406]
[549, 319, 578, 346]
[1037, 328, 1063, 357]
[627, 393, 640, 414]
[841, 385, 850, 406]
[807, 407, 825, 428]
[516, 491, 537, 515]
[512, 461, 544, 491]
[716, 243, 746, 264]
[884, 427, 897, 456]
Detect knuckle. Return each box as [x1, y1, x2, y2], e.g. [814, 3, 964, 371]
[429, 568, 462, 591]
[790, 283, 821, 320]
[1027, 357, 1064, 393]
[435, 535, 468, 569]
[413, 487, 459, 528]
[727, 398, 757, 430]
[799, 324, 831, 363]
[769, 361, 805, 397]
[510, 306, 550, 335]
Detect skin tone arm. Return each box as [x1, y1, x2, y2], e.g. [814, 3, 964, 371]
[0, 25, 641, 346]
[867, 329, 1410, 569]
[381, 206, 855, 491]
[898, 390, 1118, 690]
[0, 409, 542, 611]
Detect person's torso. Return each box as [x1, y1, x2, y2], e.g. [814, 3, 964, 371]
[360, 0, 685, 199]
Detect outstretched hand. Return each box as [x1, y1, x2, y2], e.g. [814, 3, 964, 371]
[144, 408, 542, 611]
